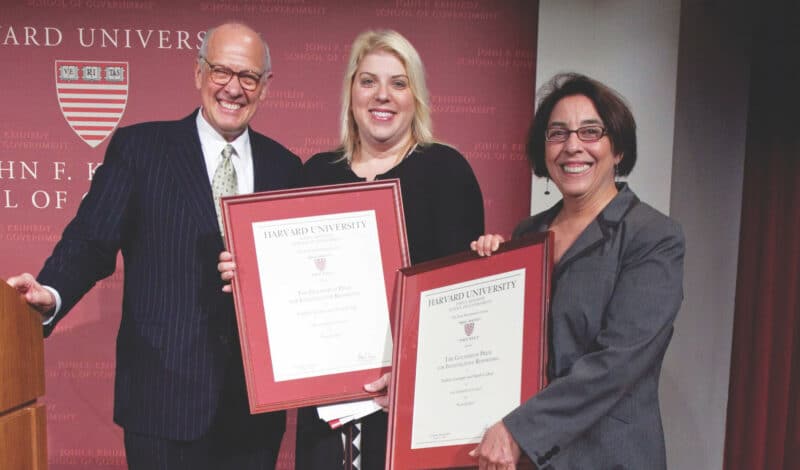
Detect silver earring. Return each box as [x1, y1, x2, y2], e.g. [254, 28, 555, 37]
[544, 177, 551, 195]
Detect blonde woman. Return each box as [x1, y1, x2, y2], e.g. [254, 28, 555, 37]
[296, 29, 484, 469]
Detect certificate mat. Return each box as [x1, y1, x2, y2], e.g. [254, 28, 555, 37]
[222, 180, 410, 413]
[387, 233, 552, 469]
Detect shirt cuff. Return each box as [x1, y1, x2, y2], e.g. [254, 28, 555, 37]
[42, 285, 61, 325]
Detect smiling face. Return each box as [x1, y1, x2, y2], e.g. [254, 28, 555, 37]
[350, 50, 415, 152]
[545, 94, 621, 202]
[194, 24, 271, 142]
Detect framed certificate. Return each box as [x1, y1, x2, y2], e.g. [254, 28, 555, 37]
[386, 233, 552, 469]
[221, 180, 410, 413]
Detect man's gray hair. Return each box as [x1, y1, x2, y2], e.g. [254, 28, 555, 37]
[197, 23, 271, 74]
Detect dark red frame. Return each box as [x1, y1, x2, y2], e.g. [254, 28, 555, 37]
[221, 180, 410, 413]
[386, 233, 553, 469]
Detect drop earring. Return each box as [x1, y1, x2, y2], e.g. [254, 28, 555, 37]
[544, 177, 551, 195]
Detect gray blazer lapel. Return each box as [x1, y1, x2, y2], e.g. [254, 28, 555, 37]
[554, 221, 605, 278]
[553, 184, 637, 278]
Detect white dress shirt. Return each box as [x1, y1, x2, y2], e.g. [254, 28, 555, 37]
[196, 109, 254, 194]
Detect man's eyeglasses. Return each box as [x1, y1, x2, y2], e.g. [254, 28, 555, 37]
[200, 57, 264, 92]
[545, 125, 607, 143]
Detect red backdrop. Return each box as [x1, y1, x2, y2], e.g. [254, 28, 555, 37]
[0, 1, 537, 467]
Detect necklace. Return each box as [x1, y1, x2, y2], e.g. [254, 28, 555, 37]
[352, 141, 418, 177]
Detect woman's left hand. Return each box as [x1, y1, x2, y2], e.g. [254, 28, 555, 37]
[469, 420, 522, 469]
[364, 372, 391, 412]
[470, 234, 505, 257]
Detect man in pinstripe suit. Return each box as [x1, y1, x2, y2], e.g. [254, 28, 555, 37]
[7, 22, 301, 469]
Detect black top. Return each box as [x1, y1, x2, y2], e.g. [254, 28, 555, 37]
[300, 143, 485, 264]
[295, 143, 485, 470]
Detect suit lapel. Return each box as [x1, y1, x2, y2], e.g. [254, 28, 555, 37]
[250, 129, 272, 192]
[166, 111, 219, 236]
[552, 184, 638, 279]
[554, 220, 605, 279]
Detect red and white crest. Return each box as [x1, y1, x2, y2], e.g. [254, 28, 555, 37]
[55, 60, 129, 148]
[314, 257, 327, 272]
[464, 322, 475, 336]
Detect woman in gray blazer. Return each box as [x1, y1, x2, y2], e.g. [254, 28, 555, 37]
[470, 73, 685, 470]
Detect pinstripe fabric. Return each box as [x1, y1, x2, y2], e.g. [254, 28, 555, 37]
[37, 110, 302, 444]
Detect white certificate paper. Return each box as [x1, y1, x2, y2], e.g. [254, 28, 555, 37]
[410, 269, 526, 449]
[252, 210, 392, 382]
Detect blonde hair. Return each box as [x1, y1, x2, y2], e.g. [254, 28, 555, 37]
[339, 30, 434, 162]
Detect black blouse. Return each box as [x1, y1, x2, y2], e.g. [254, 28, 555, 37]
[300, 143, 485, 264]
[295, 143, 485, 470]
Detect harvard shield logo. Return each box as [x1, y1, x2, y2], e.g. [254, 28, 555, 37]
[314, 257, 327, 272]
[464, 322, 475, 336]
[55, 60, 129, 148]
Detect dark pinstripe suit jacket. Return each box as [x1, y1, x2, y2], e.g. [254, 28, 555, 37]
[37, 111, 302, 441]
[504, 184, 684, 470]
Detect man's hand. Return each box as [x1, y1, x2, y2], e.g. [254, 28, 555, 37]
[6, 273, 56, 317]
[218, 251, 236, 293]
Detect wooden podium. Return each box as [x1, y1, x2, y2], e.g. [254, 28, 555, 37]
[0, 282, 47, 470]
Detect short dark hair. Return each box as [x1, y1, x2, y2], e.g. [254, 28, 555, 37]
[527, 73, 637, 177]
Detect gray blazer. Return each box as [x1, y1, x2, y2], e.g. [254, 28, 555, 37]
[504, 184, 684, 469]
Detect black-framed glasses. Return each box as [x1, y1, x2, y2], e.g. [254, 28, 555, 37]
[200, 57, 264, 92]
[545, 125, 607, 143]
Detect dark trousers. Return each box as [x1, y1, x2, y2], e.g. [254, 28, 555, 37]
[124, 357, 286, 470]
[295, 406, 387, 470]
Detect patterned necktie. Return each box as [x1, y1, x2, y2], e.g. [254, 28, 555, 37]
[212, 144, 238, 236]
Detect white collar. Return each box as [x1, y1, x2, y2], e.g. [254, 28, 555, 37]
[195, 108, 251, 159]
